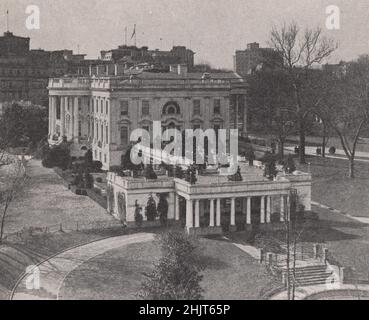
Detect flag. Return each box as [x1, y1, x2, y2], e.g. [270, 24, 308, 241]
[131, 24, 136, 40]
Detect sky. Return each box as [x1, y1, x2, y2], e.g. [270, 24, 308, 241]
[1, 0, 369, 69]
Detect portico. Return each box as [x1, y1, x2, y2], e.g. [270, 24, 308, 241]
[174, 173, 296, 236]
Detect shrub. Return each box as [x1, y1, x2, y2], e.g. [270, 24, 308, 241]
[284, 154, 296, 174]
[329, 146, 336, 155]
[144, 164, 157, 180]
[228, 166, 243, 182]
[261, 152, 277, 180]
[145, 193, 158, 222]
[91, 161, 103, 172]
[157, 193, 169, 226]
[134, 200, 143, 227]
[106, 185, 115, 214]
[185, 165, 197, 184]
[84, 173, 94, 189]
[41, 145, 71, 170]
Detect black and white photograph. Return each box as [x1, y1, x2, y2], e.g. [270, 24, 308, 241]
[1, 0, 369, 306]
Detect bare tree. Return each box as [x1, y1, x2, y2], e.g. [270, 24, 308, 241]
[316, 56, 369, 178]
[0, 158, 28, 244]
[269, 22, 337, 164]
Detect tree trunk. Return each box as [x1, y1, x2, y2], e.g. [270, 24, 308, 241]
[349, 158, 355, 179]
[279, 139, 285, 159]
[299, 118, 306, 164]
[322, 123, 327, 158]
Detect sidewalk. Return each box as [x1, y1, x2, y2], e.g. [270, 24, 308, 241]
[271, 283, 369, 300]
[285, 146, 369, 163]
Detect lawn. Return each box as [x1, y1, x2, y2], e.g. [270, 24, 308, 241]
[4, 159, 115, 235]
[297, 155, 369, 218]
[58, 236, 275, 300]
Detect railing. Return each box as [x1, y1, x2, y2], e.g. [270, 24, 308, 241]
[49, 76, 245, 91]
[2, 219, 123, 243]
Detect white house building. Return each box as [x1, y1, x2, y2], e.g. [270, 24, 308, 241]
[47, 65, 248, 170]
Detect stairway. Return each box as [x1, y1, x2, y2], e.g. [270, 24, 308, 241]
[281, 264, 338, 287]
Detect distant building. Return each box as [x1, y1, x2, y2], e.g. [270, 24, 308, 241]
[0, 31, 86, 106]
[234, 42, 283, 77]
[100, 44, 195, 70]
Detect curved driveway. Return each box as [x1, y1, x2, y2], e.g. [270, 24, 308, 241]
[11, 233, 154, 300]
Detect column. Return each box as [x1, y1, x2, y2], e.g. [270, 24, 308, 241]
[266, 196, 271, 223]
[51, 96, 56, 137]
[48, 97, 52, 137]
[73, 96, 79, 140]
[246, 197, 251, 225]
[260, 196, 265, 224]
[60, 96, 66, 138]
[280, 195, 285, 222]
[175, 195, 180, 221]
[209, 199, 215, 227]
[235, 95, 239, 130]
[216, 199, 221, 227]
[242, 95, 248, 136]
[186, 199, 193, 228]
[195, 200, 200, 228]
[286, 194, 290, 221]
[230, 198, 236, 226]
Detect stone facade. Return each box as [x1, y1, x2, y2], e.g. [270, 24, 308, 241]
[48, 69, 248, 169]
[106, 164, 312, 235]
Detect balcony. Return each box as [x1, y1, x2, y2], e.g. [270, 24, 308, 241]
[48, 78, 91, 90]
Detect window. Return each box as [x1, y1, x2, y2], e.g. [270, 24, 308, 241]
[94, 150, 97, 159]
[120, 127, 128, 145]
[106, 125, 109, 144]
[214, 99, 221, 115]
[142, 100, 150, 116]
[120, 100, 129, 116]
[96, 123, 99, 140]
[101, 124, 104, 142]
[106, 100, 109, 114]
[193, 100, 201, 115]
[78, 121, 81, 137]
[78, 98, 82, 111]
[104, 154, 107, 164]
[100, 100, 103, 114]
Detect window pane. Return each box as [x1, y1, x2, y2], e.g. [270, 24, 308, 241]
[142, 100, 150, 115]
[193, 100, 200, 115]
[120, 100, 129, 116]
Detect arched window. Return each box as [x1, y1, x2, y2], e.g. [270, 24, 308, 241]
[162, 101, 180, 115]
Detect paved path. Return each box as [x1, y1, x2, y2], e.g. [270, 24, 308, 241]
[312, 201, 369, 225]
[11, 233, 155, 300]
[271, 283, 369, 300]
[286, 146, 369, 163]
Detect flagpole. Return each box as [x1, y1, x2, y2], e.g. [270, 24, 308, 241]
[135, 24, 137, 47]
[6, 9, 9, 32]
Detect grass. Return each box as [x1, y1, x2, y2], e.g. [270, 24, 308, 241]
[297, 155, 369, 218]
[58, 236, 275, 300]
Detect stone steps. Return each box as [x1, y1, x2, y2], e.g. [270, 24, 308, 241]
[282, 264, 337, 287]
